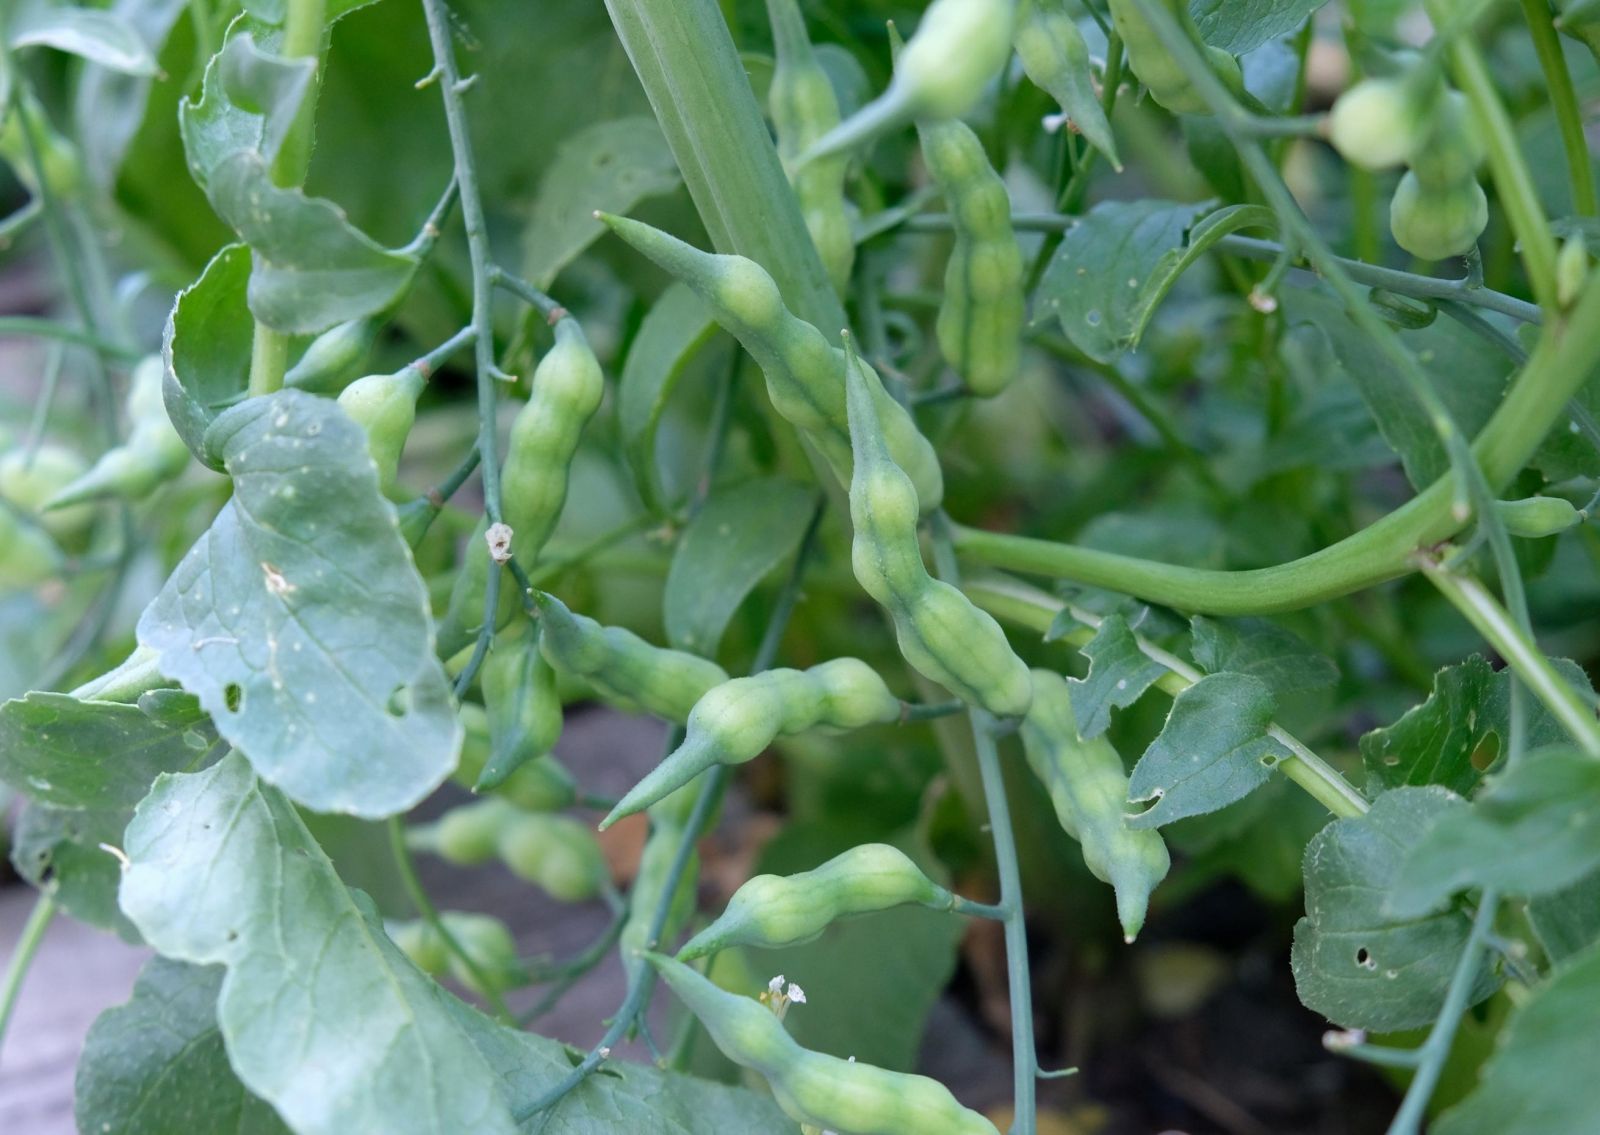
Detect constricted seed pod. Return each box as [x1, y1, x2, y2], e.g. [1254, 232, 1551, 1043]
[336, 365, 425, 490]
[496, 812, 607, 902]
[1495, 495, 1584, 538]
[44, 357, 190, 511]
[597, 213, 944, 511]
[1389, 171, 1487, 261]
[408, 797, 521, 866]
[678, 843, 956, 959]
[1014, 0, 1119, 168]
[603, 658, 902, 826]
[1, 443, 93, 544]
[619, 784, 703, 976]
[0, 504, 62, 589]
[284, 318, 377, 394]
[649, 952, 1000, 1135]
[843, 339, 1032, 718]
[1019, 669, 1170, 941]
[534, 590, 731, 723]
[1107, 0, 1243, 116]
[477, 621, 564, 792]
[452, 701, 578, 812]
[441, 912, 528, 998]
[1327, 76, 1438, 172]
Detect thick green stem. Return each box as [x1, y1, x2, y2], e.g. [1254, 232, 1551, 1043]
[0, 893, 57, 1057]
[1521, 0, 1599, 218]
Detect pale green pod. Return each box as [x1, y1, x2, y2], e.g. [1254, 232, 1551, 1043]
[1327, 77, 1437, 172]
[535, 590, 730, 723]
[678, 843, 954, 958]
[497, 811, 608, 902]
[439, 911, 528, 997]
[1020, 669, 1170, 941]
[598, 213, 944, 511]
[410, 797, 520, 866]
[649, 953, 1000, 1135]
[284, 318, 377, 394]
[336, 365, 425, 489]
[1495, 495, 1584, 538]
[477, 623, 564, 792]
[620, 786, 703, 975]
[1108, 0, 1242, 115]
[1015, 0, 1119, 168]
[1407, 92, 1485, 190]
[45, 358, 190, 509]
[0, 504, 62, 589]
[603, 658, 902, 826]
[1390, 171, 1487, 261]
[1, 443, 93, 543]
[844, 342, 1032, 718]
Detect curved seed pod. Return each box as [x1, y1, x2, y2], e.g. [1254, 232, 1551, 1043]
[1107, 0, 1243, 116]
[534, 590, 730, 723]
[649, 953, 1000, 1135]
[496, 812, 608, 902]
[477, 622, 564, 791]
[502, 316, 604, 568]
[603, 658, 901, 826]
[767, 0, 854, 292]
[44, 357, 191, 510]
[284, 318, 377, 394]
[1020, 669, 1170, 941]
[679, 843, 955, 959]
[1496, 495, 1584, 538]
[802, 0, 1018, 163]
[843, 340, 1032, 717]
[336, 365, 425, 490]
[597, 213, 944, 511]
[915, 112, 1024, 397]
[1015, 0, 1119, 168]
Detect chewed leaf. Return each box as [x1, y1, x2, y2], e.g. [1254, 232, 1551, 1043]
[12, 803, 141, 941]
[137, 390, 460, 818]
[164, 243, 255, 470]
[1066, 610, 1166, 738]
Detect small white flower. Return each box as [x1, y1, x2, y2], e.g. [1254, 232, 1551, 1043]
[768, 974, 786, 995]
[786, 983, 807, 1005]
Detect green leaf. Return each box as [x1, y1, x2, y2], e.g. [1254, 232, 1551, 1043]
[137, 390, 460, 818]
[1188, 0, 1326, 55]
[1388, 747, 1600, 919]
[1433, 941, 1600, 1135]
[118, 754, 797, 1134]
[618, 282, 720, 511]
[181, 23, 314, 189]
[1037, 200, 1271, 362]
[1291, 787, 1499, 1032]
[164, 242, 256, 470]
[76, 958, 291, 1135]
[12, 802, 141, 940]
[72, 0, 188, 188]
[1127, 671, 1285, 828]
[1528, 865, 1600, 963]
[1190, 615, 1337, 698]
[1065, 610, 1166, 739]
[0, 691, 211, 811]
[663, 477, 816, 656]
[8, 0, 157, 74]
[522, 116, 682, 288]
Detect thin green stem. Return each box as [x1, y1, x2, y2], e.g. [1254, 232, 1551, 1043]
[899, 698, 967, 722]
[1520, 0, 1599, 217]
[516, 911, 628, 1025]
[0, 893, 57, 1058]
[0, 317, 143, 361]
[489, 267, 564, 321]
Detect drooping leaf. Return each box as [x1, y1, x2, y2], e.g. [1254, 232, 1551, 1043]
[72, 0, 188, 188]
[0, 691, 211, 811]
[7, 0, 157, 74]
[1291, 787, 1499, 1032]
[663, 477, 817, 656]
[523, 115, 682, 288]
[1188, 0, 1326, 55]
[1127, 672, 1286, 828]
[1065, 610, 1167, 739]
[118, 755, 798, 1135]
[138, 390, 460, 818]
[1528, 865, 1600, 963]
[1388, 747, 1600, 919]
[1191, 615, 1338, 698]
[618, 282, 721, 511]
[1433, 941, 1600, 1135]
[164, 243, 256, 470]
[12, 802, 141, 941]
[76, 958, 291, 1135]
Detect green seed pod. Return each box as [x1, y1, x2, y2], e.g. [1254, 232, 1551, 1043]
[388, 918, 450, 976]
[620, 786, 703, 974]
[44, 357, 190, 510]
[1557, 234, 1590, 311]
[478, 622, 564, 791]
[0, 443, 94, 544]
[439, 912, 528, 997]
[336, 365, 425, 490]
[496, 812, 607, 902]
[803, 0, 1017, 163]
[1108, 0, 1242, 116]
[436, 517, 521, 657]
[1327, 76, 1437, 171]
[1407, 92, 1485, 190]
[503, 316, 605, 568]
[0, 503, 62, 589]
[649, 953, 1000, 1135]
[534, 590, 731, 723]
[284, 319, 378, 394]
[1495, 495, 1584, 538]
[597, 213, 944, 511]
[843, 341, 1032, 718]
[1014, 0, 1120, 169]
[916, 114, 1024, 397]
[1390, 170, 1487, 261]
[604, 658, 902, 826]
[679, 843, 955, 959]
[453, 701, 577, 811]
[1020, 669, 1170, 941]
[767, 0, 854, 292]
[410, 798, 520, 866]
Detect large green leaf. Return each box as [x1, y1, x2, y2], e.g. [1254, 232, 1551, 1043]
[1188, 0, 1326, 54]
[1291, 787, 1499, 1032]
[663, 477, 816, 656]
[163, 242, 256, 470]
[1065, 610, 1167, 739]
[1434, 941, 1600, 1135]
[1190, 615, 1337, 698]
[72, 0, 188, 188]
[522, 115, 682, 288]
[76, 958, 291, 1135]
[137, 390, 460, 818]
[618, 282, 721, 511]
[12, 802, 141, 940]
[7, 0, 157, 74]
[1528, 865, 1600, 963]
[1127, 672, 1285, 828]
[118, 754, 798, 1135]
[1388, 747, 1600, 918]
[181, 22, 313, 187]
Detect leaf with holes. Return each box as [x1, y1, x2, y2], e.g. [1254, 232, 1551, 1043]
[1066, 610, 1167, 739]
[12, 803, 141, 940]
[1127, 672, 1286, 828]
[1291, 787, 1499, 1032]
[137, 390, 460, 818]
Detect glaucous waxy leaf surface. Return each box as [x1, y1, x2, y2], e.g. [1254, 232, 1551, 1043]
[1190, 614, 1338, 698]
[1291, 787, 1499, 1032]
[6, 0, 158, 74]
[1065, 610, 1167, 739]
[164, 242, 255, 469]
[137, 389, 460, 817]
[12, 802, 142, 940]
[1189, 0, 1328, 55]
